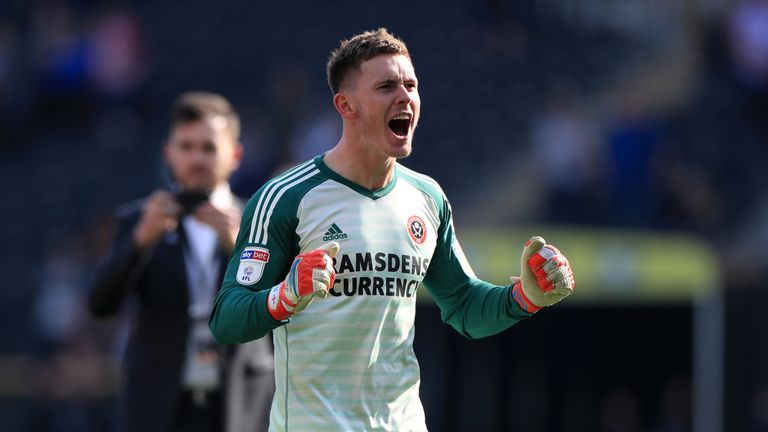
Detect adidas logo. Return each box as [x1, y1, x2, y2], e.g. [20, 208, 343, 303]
[322, 223, 348, 241]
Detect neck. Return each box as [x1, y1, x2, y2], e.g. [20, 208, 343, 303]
[324, 134, 396, 191]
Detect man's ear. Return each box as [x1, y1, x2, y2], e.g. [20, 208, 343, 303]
[231, 142, 244, 171]
[163, 140, 173, 164]
[333, 92, 357, 119]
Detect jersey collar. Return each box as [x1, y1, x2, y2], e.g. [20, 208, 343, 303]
[314, 154, 398, 200]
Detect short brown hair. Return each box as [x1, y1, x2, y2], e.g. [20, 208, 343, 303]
[171, 91, 241, 140]
[326, 28, 410, 94]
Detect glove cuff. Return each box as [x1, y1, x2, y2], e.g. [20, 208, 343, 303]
[267, 282, 296, 321]
[511, 281, 542, 314]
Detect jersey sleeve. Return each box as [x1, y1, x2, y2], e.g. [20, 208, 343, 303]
[423, 197, 533, 340]
[208, 183, 299, 344]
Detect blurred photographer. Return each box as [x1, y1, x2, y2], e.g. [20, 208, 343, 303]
[88, 92, 274, 432]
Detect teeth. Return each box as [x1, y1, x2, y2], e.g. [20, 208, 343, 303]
[392, 115, 410, 121]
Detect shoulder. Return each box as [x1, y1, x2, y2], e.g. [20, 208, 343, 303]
[242, 158, 328, 220]
[397, 163, 447, 206]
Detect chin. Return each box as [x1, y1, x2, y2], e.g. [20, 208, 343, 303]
[182, 180, 214, 192]
[388, 147, 411, 159]
[386, 138, 412, 159]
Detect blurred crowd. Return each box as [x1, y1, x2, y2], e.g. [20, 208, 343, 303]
[1, 0, 767, 431]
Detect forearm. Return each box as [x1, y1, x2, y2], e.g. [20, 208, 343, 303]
[209, 284, 284, 344]
[432, 279, 532, 340]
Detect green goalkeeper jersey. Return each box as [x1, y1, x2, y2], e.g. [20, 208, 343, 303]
[209, 155, 533, 431]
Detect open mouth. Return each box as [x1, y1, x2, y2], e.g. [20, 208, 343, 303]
[388, 114, 411, 138]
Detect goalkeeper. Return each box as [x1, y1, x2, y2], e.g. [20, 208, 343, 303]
[209, 28, 574, 432]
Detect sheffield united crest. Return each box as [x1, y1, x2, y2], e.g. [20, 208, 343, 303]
[407, 215, 427, 245]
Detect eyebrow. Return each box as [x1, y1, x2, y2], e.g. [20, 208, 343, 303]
[375, 76, 417, 86]
[375, 77, 400, 86]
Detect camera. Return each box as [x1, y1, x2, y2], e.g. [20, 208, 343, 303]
[175, 190, 210, 214]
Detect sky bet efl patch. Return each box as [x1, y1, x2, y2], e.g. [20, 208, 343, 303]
[237, 247, 270, 286]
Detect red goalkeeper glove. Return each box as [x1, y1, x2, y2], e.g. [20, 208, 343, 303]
[511, 236, 574, 313]
[267, 242, 339, 321]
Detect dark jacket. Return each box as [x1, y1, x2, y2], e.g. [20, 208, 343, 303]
[88, 199, 273, 432]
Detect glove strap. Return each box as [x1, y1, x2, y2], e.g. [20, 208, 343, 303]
[511, 281, 542, 314]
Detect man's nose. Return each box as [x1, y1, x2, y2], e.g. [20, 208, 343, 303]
[395, 85, 413, 105]
[190, 148, 211, 164]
